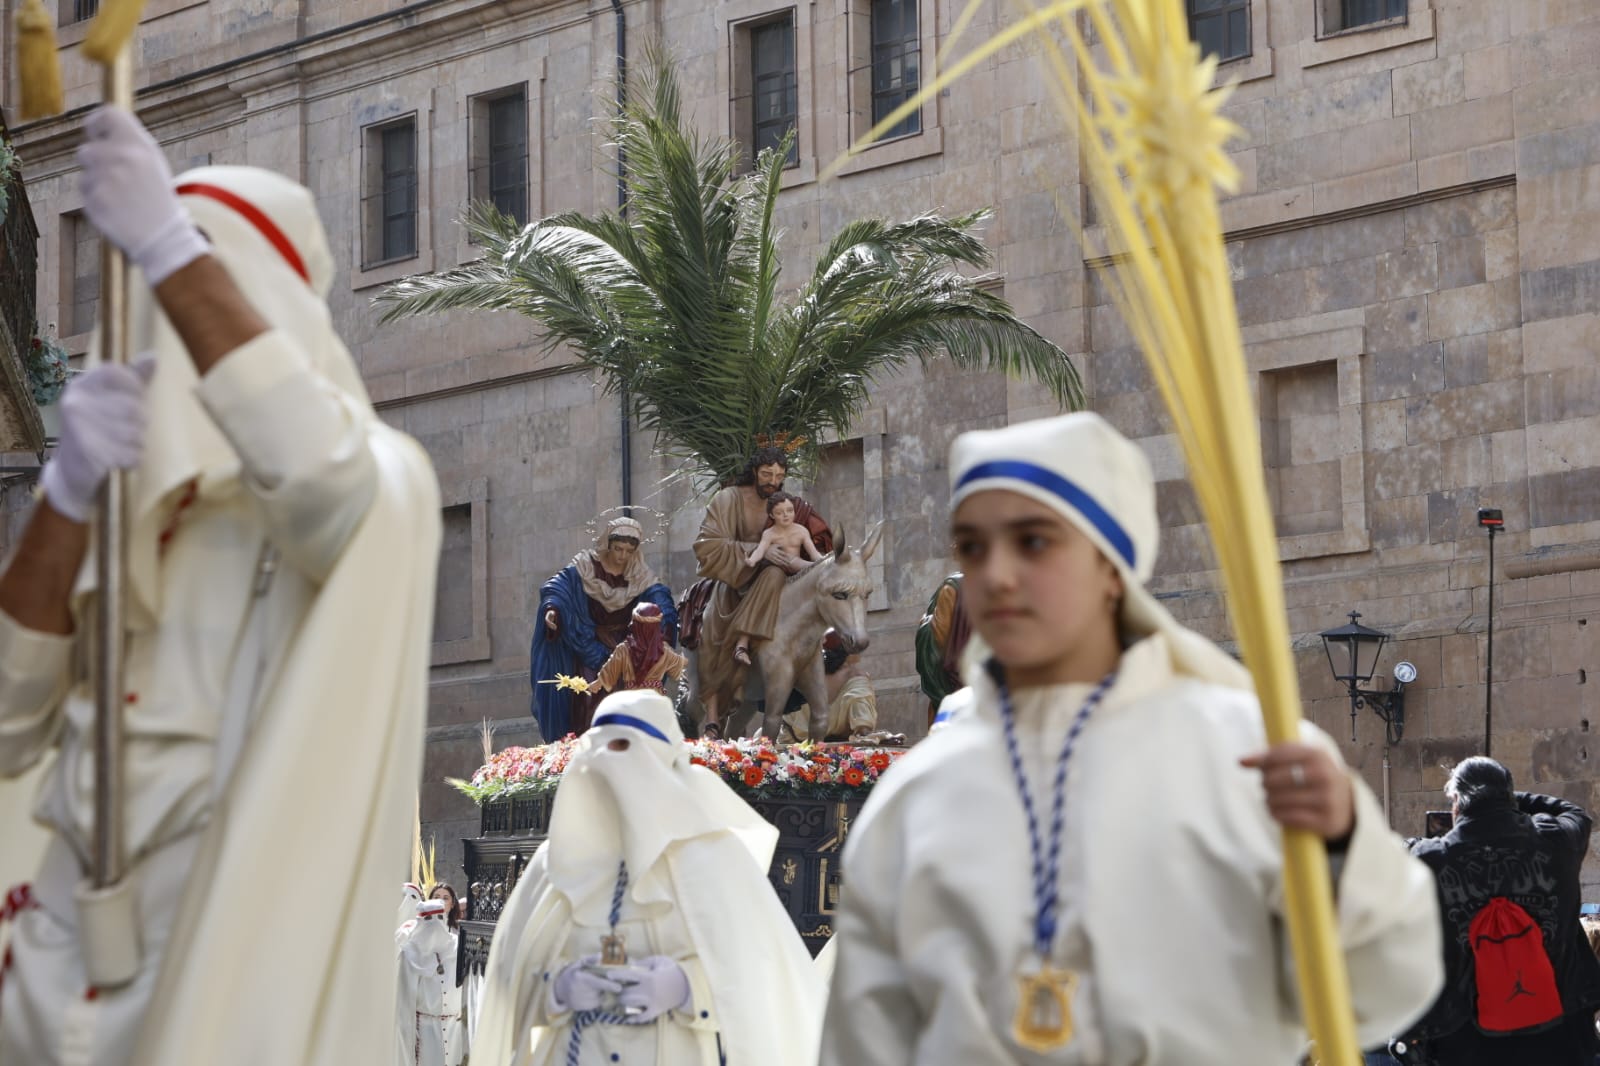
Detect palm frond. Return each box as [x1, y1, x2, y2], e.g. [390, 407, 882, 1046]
[376, 49, 1083, 486]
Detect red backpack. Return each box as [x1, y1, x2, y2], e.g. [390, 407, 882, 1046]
[1468, 896, 1563, 1033]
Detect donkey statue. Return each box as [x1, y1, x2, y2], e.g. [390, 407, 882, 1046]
[686, 523, 882, 741]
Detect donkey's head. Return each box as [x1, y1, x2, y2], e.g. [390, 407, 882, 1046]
[811, 522, 883, 654]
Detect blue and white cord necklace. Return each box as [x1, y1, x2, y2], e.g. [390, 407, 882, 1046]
[994, 664, 1116, 1053]
[566, 860, 632, 1066]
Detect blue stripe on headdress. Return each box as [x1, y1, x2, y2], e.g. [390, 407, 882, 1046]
[955, 459, 1137, 570]
[591, 713, 670, 743]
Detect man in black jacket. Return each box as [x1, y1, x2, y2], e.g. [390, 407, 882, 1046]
[1404, 757, 1600, 1065]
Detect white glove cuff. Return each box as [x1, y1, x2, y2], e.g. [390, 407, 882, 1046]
[133, 213, 211, 286]
[40, 460, 91, 523]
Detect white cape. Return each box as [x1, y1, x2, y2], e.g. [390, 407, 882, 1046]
[128, 427, 439, 1063]
[474, 765, 822, 1066]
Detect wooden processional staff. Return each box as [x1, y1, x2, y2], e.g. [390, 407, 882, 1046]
[17, 0, 146, 941]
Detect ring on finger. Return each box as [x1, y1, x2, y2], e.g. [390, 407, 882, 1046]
[1289, 762, 1307, 788]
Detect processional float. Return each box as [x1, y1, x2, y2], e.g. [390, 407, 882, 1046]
[17, 0, 145, 990]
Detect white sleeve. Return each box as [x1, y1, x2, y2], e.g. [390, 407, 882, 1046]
[819, 806, 921, 1066]
[0, 606, 74, 777]
[195, 329, 378, 584]
[1292, 724, 1444, 1047]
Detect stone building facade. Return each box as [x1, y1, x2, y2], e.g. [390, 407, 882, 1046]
[3, 0, 1598, 889]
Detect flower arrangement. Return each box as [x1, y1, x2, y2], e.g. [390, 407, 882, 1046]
[26, 332, 70, 406]
[451, 734, 906, 806]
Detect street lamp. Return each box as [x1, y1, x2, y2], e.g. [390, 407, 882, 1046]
[1319, 611, 1415, 745]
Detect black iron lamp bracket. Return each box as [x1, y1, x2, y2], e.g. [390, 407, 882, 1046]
[1347, 682, 1407, 746]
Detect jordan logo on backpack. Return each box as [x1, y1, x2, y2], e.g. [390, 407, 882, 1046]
[1468, 896, 1563, 1034]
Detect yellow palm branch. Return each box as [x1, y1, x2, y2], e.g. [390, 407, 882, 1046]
[831, 1, 1360, 1060]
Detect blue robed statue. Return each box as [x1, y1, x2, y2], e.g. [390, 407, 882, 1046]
[530, 514, 678, 739]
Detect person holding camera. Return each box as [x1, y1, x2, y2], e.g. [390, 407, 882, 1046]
[1400, 757, 1600, 1065]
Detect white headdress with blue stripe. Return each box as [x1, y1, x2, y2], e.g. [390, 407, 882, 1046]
[950, 412, 1252, 690]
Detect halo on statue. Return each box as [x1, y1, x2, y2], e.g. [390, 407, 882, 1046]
[586, 504, 670, 547]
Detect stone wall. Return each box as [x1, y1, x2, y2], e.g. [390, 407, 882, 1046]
[3, 0, 1600, 893]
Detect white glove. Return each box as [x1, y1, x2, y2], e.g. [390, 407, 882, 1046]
[77, 107, 210, 285]
[612, 955, 691, 1023]
[40, 361, 154, 523]
[550, 955, 624, 1014]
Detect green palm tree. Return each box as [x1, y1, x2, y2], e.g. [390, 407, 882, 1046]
[376, 52, 1083, 486]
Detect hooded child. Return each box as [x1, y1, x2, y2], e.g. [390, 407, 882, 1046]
[820, 412, 1442, 1065]
[473, 689, 822, 1066]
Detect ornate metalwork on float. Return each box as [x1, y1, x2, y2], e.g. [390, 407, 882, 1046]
[459, 790, 868, 976]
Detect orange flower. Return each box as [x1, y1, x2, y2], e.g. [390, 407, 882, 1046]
[756, 750, 779, 764]
[842, 767, 866, 786]
[691, 756, 708, 767]
[742, 767, 765, 787]
[722, 746, 740, 761]
[868, 752, 892, 772]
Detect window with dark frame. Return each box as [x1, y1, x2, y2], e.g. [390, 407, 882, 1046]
[471, 88, 529, 228]
[870, 0, 921, 139]
[64, 212, 99, 336]
[750, 17, 799, 166]
[1337, 0, 1405, 30]
[70, 0, 97, 23]
[1186, 0, 1250, 62]
[363, 118, 418, 267]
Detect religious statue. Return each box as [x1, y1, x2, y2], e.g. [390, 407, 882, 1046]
[737, 492, 825, 663]
[596, 603, 688, 696]
[914, 572, 970, 727]
[684, 446, 832, 736]
[530, 514, 677, 740]
[780, 629, 880, 742]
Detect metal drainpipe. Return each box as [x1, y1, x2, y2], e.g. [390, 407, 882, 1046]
[611, 0, 633, 508]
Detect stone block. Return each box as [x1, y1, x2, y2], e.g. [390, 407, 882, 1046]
[1426, 278, 1522, 341]
[1442, 633, 1480, 687]
[1313, 162, 1419, 215]
[1438, 333, 1492, 394]
[1412, 95, 1514, 160]
[1527, 415, 1600, 476]
[1437, 236, 1488, 289]
[1483, 229, 1518, 282]
[1464, 44, 1512, 101]
[1366, 398, 1409, 451]
[1263, 71, 1395, 142]
[1530, 468, 1600, 529]
[1526, 365, 1600, 424]
[1370, 495, 1429, 549]
[1429, 487, 1480, 543]
[1515, 120, 1600, 180]
[1257, 117, 1413, 190]
[1514, 77, 1600, 139]
[1487, 428, 1528, 484]
[1523, 312, 1600, 373]
[1403, 380, 1522, 444]
[1376, 245, 1439, 301]
[1366, 296, 1430, 353]
[1365, 343, 1444, 402]
[1392, 55, 1466, 116]
[1417, 152, 1470, 193]
[1370, 441, 1443, 500]
[1403, 187, 1518, 245]
[1220, 185, 1314, 232]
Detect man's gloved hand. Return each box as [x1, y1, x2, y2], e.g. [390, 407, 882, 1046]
[40, 361, 155, 523]
[550, 955, 624, 1013]
[612, 955, 691, 1023]
[77, 106, 210, 286]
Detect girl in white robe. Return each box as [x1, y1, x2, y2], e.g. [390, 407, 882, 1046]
[821, 412, 1444, 1066]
